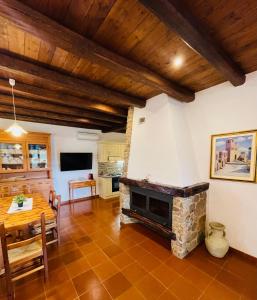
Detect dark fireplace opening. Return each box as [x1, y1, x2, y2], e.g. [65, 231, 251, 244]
[130, 186, 172, 228]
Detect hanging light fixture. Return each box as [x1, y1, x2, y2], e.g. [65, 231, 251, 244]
[5, 79, 27, 137]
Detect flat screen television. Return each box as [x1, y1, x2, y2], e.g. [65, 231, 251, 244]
[60, 152, 92, 171]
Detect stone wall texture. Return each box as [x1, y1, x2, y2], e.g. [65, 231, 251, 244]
[171, 191, 207, 258]
[120, 107, 137, 224]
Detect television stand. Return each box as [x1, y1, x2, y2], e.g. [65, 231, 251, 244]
[68, 179, 96, 202]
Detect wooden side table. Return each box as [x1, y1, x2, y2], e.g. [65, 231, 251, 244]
[68, 180, 96, 202]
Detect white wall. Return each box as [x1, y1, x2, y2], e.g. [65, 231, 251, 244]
[0, 119, 100, 201]
[128, 94, 199, 186]
[185, 71, 257, 258]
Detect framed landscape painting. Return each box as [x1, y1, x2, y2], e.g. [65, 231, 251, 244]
[210, 130, 257, 182]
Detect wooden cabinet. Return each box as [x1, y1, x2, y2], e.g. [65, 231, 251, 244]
[98, 142, 125, 162]
[98, 177, 120, 199]
[0, 131, 53, 199]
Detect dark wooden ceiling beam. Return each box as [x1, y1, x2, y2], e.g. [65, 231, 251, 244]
[0, 104, 115, 128]
[103, 126, 126, 133]
[0, 93, 125, 124]
[0, 112, 107, 130]
[0, 0, 194, 102]
[0, 79, 127, 118]
[0, 53, 145, 108]
[138, 0, 245, 86]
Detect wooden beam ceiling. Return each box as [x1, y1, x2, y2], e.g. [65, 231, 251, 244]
[0, 0, 194, 102]
[0, 104, 115, 128]
[138, 0, 245, 86]
[0, 79, 127, 118]
[0, 112, 107, 130]
[0, 94, 125, 125]
[0, 53, 144, 108]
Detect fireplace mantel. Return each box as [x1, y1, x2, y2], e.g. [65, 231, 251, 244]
[119, 177, 209, 197]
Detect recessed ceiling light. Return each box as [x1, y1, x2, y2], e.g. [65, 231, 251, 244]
[173, 56, 183, 68]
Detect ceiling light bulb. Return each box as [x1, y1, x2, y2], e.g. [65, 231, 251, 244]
[5, 122, 28, 137]
[173, 56, 183, 68]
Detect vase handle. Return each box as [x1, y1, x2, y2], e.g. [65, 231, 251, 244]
[223, 230, 226, 237]
[208, 230, 213, 237]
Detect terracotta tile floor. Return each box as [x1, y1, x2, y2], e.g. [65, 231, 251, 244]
[1, 197, 256, 300]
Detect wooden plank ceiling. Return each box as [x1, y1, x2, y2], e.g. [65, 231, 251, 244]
[0, 0, 256, 132]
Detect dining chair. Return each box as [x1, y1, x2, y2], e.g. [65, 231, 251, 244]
[31, 192, 61, 246]
[0, 213, 48, 300]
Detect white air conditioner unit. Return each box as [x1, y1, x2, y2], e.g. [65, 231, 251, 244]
[76, 131, 100, 141]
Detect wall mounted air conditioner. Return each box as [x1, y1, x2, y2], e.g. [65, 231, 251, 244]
[76, 131, 100, 141]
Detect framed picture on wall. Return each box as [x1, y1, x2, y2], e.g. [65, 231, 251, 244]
[210, 130, 257, 182]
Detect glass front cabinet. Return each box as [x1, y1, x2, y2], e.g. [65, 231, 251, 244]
[27, 143, 49, 171]
[0, 142, 26, 172]
[0, 140, 50, 173]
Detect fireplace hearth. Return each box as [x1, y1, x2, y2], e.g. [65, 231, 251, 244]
[130, 186, 172, 227]
[119, 177, 209, 259]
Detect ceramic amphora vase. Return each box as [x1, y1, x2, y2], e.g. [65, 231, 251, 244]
[205, 222, 229, 258]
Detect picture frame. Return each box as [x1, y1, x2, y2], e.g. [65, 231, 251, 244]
[210, 130, 257, 182]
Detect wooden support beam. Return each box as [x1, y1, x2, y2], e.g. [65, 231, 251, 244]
[0, 94, 124, 124]
[0, 79, 127, 118]
[0, 104, 114, 128]
[138, 0, 245, 86]
[0, 112, 107, 130]
[0, 0, 194, 102]
[103, 126, 126, 133]
[0, 53, 145, 108]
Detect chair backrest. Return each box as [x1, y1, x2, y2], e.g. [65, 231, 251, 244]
[48, 190, 56, 207]
[52, 195, 61, 230]
[0, 213, 47, 273]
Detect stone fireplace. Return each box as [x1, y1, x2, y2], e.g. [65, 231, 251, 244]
[120, 95, 210, 258]
[120, 178, 209, 258]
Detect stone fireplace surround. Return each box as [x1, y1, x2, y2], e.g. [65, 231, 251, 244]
[120, 177, 209, 259]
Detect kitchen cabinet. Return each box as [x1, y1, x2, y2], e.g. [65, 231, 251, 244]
[98, 142, 125, 162]
[98, 177, 120, 199]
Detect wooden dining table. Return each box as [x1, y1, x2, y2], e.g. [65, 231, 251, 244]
[0, 193, 55, 231]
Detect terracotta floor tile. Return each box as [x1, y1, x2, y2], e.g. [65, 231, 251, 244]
[79, 284, 111, 300]
[102, 244, 123, 258]
[224, 255, 257, 280]
[116, 287, 145, 300]
[15, 278, 45, 300]
[66, 257, 91, 278]
[183, 265, 213, 291]
[46, 280, 77, 300]
[122, 262, 147, 284]
[72, 270, 101, 296]
[135, 252, 161, 271]
[111, 251, 134, 269]
[45, 266, 70, 290]
[103, 272, 131, 298]
[201, 280, 241, 300]
[187, 253, 221, 277]
[117, 237, 136, 250]
[125, 245, 149, 260]
[151, 264, 180, 287]
[75, 235, 93, 247]
[4, 197, 256, 300]
[158, 290, 178, 300]
[86, 249, 109, 267]
[61, 248, 84, 265]
[93, 260, 119, 281]
[165, 255, 190, 274]
[80, 242, 100, 256]
[136, 273, 166, 300]
[169, 276, 202, 300]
